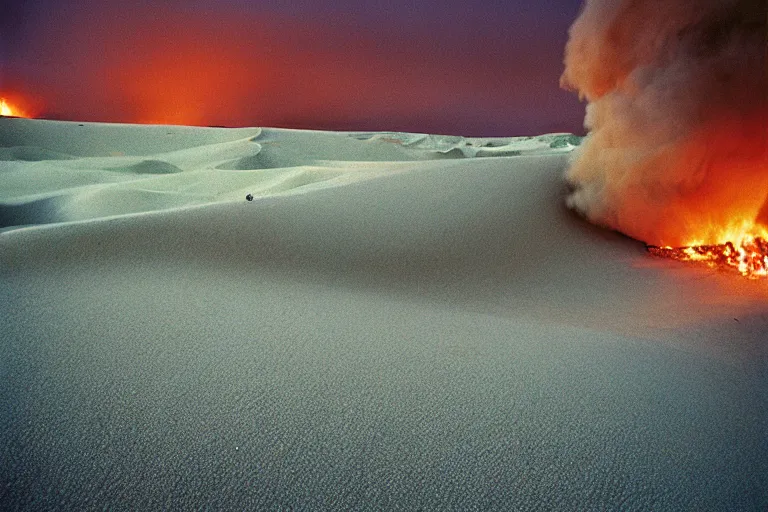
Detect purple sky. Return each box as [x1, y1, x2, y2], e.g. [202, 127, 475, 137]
[0, 0, 586, 136]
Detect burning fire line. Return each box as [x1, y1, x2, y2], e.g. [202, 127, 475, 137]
[648, 235, 768, 278]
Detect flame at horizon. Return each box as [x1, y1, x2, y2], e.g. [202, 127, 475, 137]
[561, 0, 767, 249]
[0, 97, 31, 118]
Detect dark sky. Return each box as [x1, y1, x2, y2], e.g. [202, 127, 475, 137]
[0, 0, 586, 136]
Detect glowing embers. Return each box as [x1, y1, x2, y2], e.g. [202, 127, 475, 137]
[649, 235, 768, 278]
[0, 98, 29, 118]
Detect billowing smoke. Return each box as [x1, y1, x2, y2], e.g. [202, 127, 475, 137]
[561, 0, 767, 247]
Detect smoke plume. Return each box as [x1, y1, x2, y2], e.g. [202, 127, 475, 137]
[561, 0, 767, 246]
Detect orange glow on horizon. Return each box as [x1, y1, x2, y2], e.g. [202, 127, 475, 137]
[3, 4, 547, 132]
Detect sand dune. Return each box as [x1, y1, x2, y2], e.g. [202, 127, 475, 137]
[0, 119, 579, 230]
[1, 118, 766, 509]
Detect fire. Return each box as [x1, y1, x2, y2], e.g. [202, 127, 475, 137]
[648, 225, 768, 279]
[0, 98, 29, 118]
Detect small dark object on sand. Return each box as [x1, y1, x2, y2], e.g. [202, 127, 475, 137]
[246, 194, 253, 201]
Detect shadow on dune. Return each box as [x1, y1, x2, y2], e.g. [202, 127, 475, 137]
[109, 159, 183, 175]
[0, 146, 76, 162]
[0, 197, 63, 230]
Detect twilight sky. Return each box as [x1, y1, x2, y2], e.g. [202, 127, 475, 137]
[0, 0, 586, 136]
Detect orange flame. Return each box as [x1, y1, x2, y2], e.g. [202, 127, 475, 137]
[0, 97, 30, 118]
[649, 224, 768, 279]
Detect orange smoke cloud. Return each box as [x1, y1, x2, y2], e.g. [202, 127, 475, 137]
[561, 0, 767, 247]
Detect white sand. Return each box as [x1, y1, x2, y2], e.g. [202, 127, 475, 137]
[1, 117, 766, 509]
